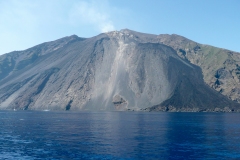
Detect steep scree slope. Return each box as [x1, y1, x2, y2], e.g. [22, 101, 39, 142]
[0, 30, 239, 111]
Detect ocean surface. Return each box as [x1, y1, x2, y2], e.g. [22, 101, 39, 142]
[1, 111, 240, 159]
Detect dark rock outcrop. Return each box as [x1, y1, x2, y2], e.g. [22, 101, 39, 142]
[112, 95, 127, 110]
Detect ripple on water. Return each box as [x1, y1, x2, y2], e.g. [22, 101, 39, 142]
[1, 112, 240, 159]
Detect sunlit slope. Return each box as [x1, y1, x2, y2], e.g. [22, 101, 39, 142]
[155, 33, 240, 102]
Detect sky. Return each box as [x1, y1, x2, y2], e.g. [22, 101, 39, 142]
[0, 0, 240, 55]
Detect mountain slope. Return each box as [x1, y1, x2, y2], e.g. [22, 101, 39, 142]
[120, 29, 240, 103]
[0, 30, 239, 111]
[0, 35, 84, 82]
[157, 34, 240, 103]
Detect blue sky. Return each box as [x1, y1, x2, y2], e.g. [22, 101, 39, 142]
[0, 0, 240, 55]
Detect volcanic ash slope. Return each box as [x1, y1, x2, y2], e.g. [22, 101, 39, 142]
[0, 30, 239, 111]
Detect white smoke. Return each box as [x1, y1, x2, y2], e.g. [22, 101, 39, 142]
[69, 0, 115, 32]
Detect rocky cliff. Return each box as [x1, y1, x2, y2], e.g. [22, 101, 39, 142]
[0, 29, 239, 111]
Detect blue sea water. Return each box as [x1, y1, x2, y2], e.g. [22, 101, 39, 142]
[1, 111, 240, 159]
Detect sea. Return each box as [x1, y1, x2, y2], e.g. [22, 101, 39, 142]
[1, 111, 240, 159]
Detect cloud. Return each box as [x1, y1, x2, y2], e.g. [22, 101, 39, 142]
[0, 0, 39, 54]
[0, 0, 70, 54]
[0, 0, 119, 55]
[69, 0, 115, 32]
